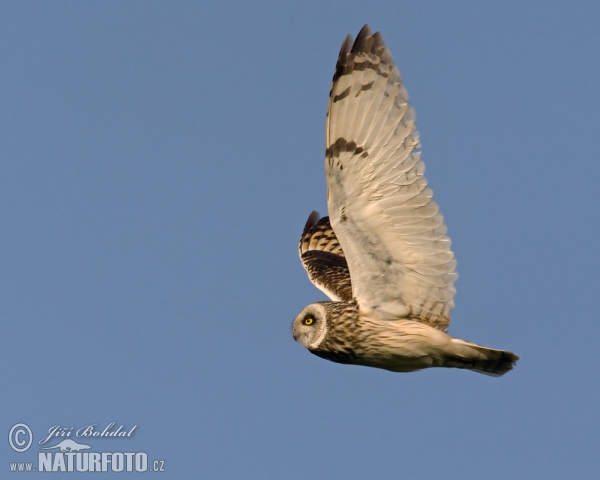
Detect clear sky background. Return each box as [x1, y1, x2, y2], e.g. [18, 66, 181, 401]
[2, 1, 599, 478]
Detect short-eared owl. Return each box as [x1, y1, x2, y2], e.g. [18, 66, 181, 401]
[292, 25, 518, 376]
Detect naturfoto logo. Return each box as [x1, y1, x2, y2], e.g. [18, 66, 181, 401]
[7, 422, 165, 474]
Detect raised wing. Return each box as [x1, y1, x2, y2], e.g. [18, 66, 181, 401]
[325, 25, 457, 330]
[298, 211, 353, 302]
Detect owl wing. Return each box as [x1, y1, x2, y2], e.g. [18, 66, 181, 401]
[325, 25, 457, 331]
[298, 211, 353, 302]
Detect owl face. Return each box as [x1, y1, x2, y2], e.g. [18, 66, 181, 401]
[292, 303, 328, 349]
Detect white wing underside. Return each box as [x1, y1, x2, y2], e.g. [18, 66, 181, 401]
[325, 26, 457, 330]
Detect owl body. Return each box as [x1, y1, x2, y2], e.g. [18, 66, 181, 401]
[292, 25, 518, 376]
[292, 303, 516, 375]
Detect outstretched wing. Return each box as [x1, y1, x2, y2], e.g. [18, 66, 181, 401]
[325, 25, 457, 330]
[298, 211, 353, 302]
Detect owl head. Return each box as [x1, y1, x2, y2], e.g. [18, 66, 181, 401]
[292, 303, 329, 349]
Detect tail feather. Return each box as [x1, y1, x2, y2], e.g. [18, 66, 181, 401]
[445, 339, 519, 376]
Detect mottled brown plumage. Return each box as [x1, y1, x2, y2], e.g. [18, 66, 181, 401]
[298, 212, 352, 302]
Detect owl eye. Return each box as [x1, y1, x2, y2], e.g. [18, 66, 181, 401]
[303, 316, 314, 326]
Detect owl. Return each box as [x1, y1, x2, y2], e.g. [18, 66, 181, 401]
[292, 25, 519, 376]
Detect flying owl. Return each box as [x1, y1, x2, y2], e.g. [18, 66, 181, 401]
[292, 25, 519, 376]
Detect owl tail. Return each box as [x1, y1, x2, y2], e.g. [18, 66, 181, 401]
[444, 339, 519, 376]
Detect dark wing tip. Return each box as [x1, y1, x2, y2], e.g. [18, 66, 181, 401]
[333, 25, 392, 83]
[339, 34, 353, 59]
[298, 212, 346, 259]
[299, 211, 321, 257]
[351, 25, 387, 57]
[351, 24, 372, 53]
[333, 34, 353, 83]
[303, 211, 321, 232]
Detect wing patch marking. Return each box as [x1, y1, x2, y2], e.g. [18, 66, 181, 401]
[326, 138, 367, 159]
[357, 81, 375, 96]
[333, 86, 351, 103]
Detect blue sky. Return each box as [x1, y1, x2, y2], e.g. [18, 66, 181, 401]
[2, 1, 599, 478]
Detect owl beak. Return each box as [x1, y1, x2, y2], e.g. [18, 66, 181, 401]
[292, 327, 304, 344]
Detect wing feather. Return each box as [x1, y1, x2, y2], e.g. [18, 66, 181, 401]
[324, 25, 457, 330]
[298, 212, 353, 302]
